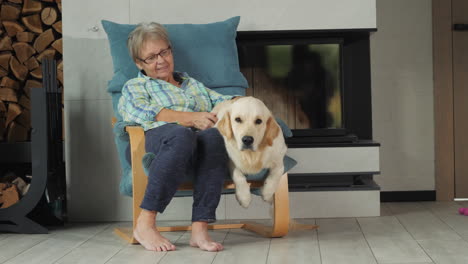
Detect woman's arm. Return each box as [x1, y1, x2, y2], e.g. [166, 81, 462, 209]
[157, 109, 218, 130]
[119, 79, 164, 124]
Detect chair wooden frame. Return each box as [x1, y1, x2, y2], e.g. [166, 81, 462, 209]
[113, 122, 318, 244]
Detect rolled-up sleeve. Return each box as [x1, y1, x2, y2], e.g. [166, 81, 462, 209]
[119, 79, 164, 124]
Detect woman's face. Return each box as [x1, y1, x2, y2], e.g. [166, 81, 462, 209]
[136, 39, 174, 81]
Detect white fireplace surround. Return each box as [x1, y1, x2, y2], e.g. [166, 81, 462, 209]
[62, 0, 381, 221]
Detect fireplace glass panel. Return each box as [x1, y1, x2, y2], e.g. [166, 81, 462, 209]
[239, 43, 342, 130]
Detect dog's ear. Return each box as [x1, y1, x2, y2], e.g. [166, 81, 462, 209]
[260, 117, 280, 148]
[217, 111, 233, 139]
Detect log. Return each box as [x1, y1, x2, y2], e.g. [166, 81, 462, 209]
[1, 3, 21, 20]
[2, 21, 25, 37]
[57, 59, 63, 84]
[30, 67, 42, 79]
[0, 68, 7, 77]
[0, 52, 12, 70]
[0, 185, 20, 208]
[6, 102, 21, 125]
[40, 7, 57, 26]
[23, 56, 39, 70]
[0, 35, 13, 51]
[12, 177, 28, 196]
[0, 88, 17, 102]
[1, 76, 19, 90]
[15, 108, 30, 128]
[51, 38, 62, 54]
[22, 0, 42, 14]
[36, 48, 55, 62]
[22, 14, 43, 34]
[0, 117, 4, 141]
[16, 31, 36, 42]
[24, 79, 41, 97]
[12, 42, 36, 63]
[7, 0, 22, 3]
[52, 20, 61, 34]
[0, 100, 5, 113]
[7, 121, 28, 142]
[33, 28, 54, 53]
[57, 2, 61, 12]
[18, 95, 30, 109]
[9, 56, 28, 80]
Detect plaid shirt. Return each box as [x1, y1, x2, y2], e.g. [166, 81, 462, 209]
[118, 71, 235, 131]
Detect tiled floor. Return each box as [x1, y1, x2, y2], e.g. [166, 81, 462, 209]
[2, 201, 468, 264]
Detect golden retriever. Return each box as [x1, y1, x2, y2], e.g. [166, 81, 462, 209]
[212, 96, 287, 208]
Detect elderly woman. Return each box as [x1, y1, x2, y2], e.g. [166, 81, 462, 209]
[118, 22, 237, 252]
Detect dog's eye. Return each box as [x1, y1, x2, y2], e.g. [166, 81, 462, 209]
[255, 119, 262, 125]
[235, 117, 242, 123]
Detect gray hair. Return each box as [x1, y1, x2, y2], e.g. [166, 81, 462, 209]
[127, 22, 171, 63]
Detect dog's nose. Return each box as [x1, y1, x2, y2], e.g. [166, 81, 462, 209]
[242, 136, 254, 146]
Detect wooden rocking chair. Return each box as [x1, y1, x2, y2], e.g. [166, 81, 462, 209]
[112, 120, 318, 244]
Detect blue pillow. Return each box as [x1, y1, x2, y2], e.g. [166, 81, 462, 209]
[101, 17, 248, 95]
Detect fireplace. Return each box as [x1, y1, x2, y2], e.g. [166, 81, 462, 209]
[237, 29, 374, 146]
[236, 29, 380, 190]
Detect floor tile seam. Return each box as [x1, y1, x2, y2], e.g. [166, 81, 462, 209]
[52, 223, 115, 264]
[315, 218, 323, 264]
[210, 228, 231, 264]
[3, 224, 110, 263]
[264, 236, 272, 264]
[421, 201, 463, 240]
[157, 230, 188, 264]
[355, 218, 379, 263]
[0, 235, 50, 264]
[392, 214, 436, 264]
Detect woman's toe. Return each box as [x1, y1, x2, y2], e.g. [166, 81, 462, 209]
[216, 243, 224, 251]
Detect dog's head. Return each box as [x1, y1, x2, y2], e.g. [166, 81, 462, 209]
[217, 97, 280, 151]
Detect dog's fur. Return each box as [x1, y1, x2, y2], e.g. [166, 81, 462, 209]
[212, 96, 287, 208]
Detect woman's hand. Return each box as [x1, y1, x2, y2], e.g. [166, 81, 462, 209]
[156, 109, 218, 130]
[191, 112, 218, 130]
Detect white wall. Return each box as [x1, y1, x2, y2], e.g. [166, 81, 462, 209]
[63, 0, 433, 221]
[64, 0, 376, 40]
[371, 0, 434, 191]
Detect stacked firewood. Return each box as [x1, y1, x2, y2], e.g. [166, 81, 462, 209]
[0, 171, 30, 208]
[0, 0, 62, 142]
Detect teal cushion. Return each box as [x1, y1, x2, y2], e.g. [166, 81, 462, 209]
[101, 17, 248, 96]
[113, 120, 139, 196]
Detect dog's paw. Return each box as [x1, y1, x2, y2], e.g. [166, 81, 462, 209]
[262, 192, 274, 203]
[236, 191, 252, 208]
[261, 184, 275, 203]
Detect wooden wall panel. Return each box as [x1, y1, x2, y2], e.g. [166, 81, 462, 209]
[433, 0, 454, 201]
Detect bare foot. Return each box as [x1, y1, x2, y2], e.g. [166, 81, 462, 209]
[133, 209, 176, 252]
[189, 221, 224, 252]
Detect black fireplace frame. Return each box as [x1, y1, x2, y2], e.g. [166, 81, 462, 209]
[236, 28, 376, 146]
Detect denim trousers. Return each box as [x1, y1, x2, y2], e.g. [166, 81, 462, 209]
[135, 124, 228, 223]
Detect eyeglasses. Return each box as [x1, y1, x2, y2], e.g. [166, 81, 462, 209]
[138, 46, 172, 64]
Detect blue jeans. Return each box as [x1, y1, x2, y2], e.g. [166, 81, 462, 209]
[137, 124, 228, 223]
